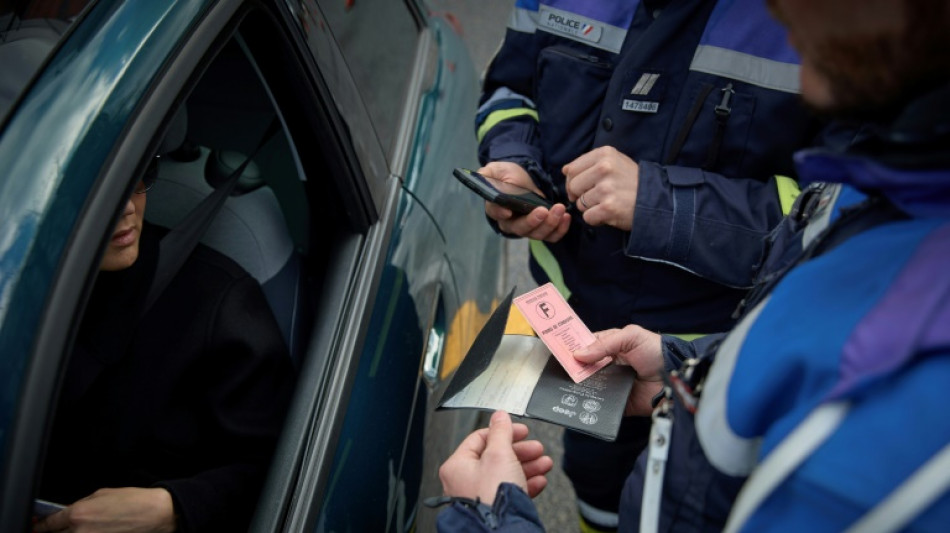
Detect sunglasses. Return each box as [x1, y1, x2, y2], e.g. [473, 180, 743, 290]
[134, 155, 160, 194]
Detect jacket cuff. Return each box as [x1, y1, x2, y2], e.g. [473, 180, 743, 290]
[661, 334, 695, 372]
[482, 140, 544, 170]
[626, 162, 702, 264]
[491, 156, 554, 201]
[155, 478, 212, 533]
[433, 483, 544, 531]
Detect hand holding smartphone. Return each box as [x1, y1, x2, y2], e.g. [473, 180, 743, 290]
[453, 168, 552, 216]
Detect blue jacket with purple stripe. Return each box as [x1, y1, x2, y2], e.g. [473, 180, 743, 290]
[620, 81, 950, 531]
[689, 162, 950, 532]
[477, 0, 839, 333]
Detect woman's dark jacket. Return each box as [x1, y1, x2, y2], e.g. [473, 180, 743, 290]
[40, 222, 296, 532]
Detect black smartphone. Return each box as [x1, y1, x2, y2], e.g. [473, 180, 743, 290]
[453, 168, 552, 215]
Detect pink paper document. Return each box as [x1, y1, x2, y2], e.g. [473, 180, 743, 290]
[513, 283, 609, 383]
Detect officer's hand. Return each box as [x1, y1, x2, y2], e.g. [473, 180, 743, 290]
[562, 146, 639, 231]
[439, 411, 553, 505]
[574, 325, 664, 416]
[479, 162, 570, 242]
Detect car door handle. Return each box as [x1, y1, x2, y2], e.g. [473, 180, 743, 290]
[421, 290, 445, 389]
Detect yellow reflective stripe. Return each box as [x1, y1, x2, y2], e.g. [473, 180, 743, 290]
[774, 175, 800, 215]
[476, 107, 539, 143]
[666, 332, 705, 342]
[529, 240, 571, 300]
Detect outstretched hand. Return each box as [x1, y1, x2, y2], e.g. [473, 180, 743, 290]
[33, 487, 177, 533]
[478, 162, 571, 242]
[439, 410, 554, 505]
[574, 325, 665, 416]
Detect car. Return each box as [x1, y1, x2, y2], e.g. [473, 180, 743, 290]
[0, 0, 508, 530]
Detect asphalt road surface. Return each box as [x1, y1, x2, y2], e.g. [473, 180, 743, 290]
[426, 1, 581, 531]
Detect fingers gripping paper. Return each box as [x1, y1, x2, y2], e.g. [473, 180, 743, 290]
[436, 286, 635, 441]
[513, 283, 609, 383]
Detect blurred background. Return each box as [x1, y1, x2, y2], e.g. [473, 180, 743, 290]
[426, 1, 580, 530]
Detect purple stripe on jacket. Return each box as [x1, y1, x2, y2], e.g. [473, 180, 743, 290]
[830, 223, 950, 400]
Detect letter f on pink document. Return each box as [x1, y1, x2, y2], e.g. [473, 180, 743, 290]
[513, 283, 609, 383]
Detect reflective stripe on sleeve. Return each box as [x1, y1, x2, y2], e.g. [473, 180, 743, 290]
[690, 45, 800, 94]
[529, 240, 571, 300]
[667, 332, 705, 342]
[477, 108, 540, 143]
[844, 443, 950, 533]
[477, 87, 538, 116]
[774, 175, 800, 215]
[509, 6, 540, 33]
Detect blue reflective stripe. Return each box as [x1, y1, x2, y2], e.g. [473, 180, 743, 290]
[478, 87, 537, 116]
[515, 0, 539, 10]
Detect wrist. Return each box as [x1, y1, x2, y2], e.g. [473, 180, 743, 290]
[151, 488, 179, 533]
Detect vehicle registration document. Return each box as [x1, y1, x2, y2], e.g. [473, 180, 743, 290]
[437, 285, 635, 441]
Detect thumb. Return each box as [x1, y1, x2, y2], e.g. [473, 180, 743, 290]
[486, 410, 515, 452]
[573, 337, 611, 364]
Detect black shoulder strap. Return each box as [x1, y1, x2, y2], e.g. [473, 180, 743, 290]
[142, 118, 280, 315]
[732, 192, 909, 321]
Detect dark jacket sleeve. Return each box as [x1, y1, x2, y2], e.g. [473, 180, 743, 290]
[436, 483, 546, 532]
[626, 163, 788, 289]
[476, 16, 554, 196]
[157, 275, 295, 532]
[626, 119, 865, 289]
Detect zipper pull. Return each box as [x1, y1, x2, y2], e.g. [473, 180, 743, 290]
[715, 83, 734, 118]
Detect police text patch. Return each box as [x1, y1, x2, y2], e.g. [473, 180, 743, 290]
[539, 6, 604, 44]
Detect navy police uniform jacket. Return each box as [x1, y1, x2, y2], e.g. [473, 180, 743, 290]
[477, 0, 831, 333]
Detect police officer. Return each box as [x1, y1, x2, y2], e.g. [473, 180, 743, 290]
[473, 0, 842, 529]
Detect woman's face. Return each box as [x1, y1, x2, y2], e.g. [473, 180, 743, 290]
[99, 184, 147, 271]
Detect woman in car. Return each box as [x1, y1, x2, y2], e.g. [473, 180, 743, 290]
[34, 162, 296, 532]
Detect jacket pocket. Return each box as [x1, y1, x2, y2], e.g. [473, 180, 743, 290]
[535, 44, 614, 175]
[666, 77, 755, 177]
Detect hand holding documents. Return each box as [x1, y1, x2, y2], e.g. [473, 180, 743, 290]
[437, 285, 635, 441]
[513, 283, 610, 383]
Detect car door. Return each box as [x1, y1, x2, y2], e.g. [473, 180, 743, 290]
[263, 1, 507, 531]
[0, 0, 504, 530]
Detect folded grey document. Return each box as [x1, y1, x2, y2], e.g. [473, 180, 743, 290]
[437, 288, 635, 441]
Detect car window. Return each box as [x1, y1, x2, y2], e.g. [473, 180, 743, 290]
[31, 7, 323, 529]
[314, 0, 421, 157]
[0, 0, 90, 121]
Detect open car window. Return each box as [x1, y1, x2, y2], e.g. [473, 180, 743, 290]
[31, 5, 329, 528]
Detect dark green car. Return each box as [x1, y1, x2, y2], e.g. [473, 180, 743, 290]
[0, 0, 506, 530]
